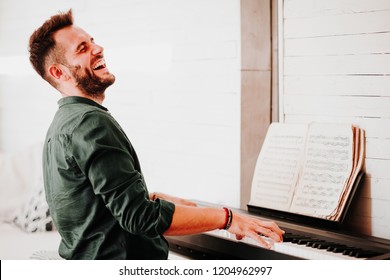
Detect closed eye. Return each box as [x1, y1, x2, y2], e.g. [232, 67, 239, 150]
[75, 37, 94, 54]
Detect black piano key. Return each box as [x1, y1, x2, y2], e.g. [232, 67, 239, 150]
[292, 238, 315, 244]
[294, 238, 312, 244]
[355, 251, 382, 258]
[343, 248, 363, 255]
[315, 242, 337, 249]
[290, 236, 311, 243]
[305, 239, 325, 246]
[349, 249, 373, 257]
[283, 234, 305, 243]
[282, 238, 294, 243]
[348, 250, 362, 257]
[308, 241, 331, 248]
[326, 244, 345, 251]
[332, 245, 353, 253]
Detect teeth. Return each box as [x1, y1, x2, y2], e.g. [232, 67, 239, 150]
[93, 60, 105, 70]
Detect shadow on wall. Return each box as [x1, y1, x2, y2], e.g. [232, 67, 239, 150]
[344, 176, 372, 236]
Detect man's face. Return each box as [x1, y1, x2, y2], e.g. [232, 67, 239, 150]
[53, 25, 115, 96]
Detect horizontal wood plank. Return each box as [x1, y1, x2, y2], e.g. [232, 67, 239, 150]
[284, 10, 390, 38]
[283, 95, 390, 118]
[285, 32, 390, 56]
[284, 75, 390, 96]
[365, 158, 390, 180]
[284, 54, 390, 75]
[284, 0, 390, 19]
[285, 115, 390, 139]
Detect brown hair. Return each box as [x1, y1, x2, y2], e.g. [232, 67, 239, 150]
[28, 9, 73, 87]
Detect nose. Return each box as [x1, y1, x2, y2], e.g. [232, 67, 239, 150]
[91, 43, 104, 56]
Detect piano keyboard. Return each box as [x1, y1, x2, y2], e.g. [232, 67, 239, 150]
[166, 204, 390, 260]
[204, 230, 369, 260]
[168, 227, 390, 260]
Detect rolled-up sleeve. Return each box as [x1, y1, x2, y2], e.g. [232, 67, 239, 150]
[69, 110, 175, 238]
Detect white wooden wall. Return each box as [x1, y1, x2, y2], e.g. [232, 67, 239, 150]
[0, 0, 241, 207]
[279, 0, 390, 239]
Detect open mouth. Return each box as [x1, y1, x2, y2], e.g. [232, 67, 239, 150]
[92, 59, 106, 71]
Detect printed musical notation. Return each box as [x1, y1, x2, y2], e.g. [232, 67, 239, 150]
[249, 122, 365, 221]
[249, 124, 308, 211]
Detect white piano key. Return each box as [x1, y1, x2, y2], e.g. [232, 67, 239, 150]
[204, 230, 361, 260]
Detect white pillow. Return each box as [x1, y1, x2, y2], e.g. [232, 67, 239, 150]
[13, 175, 54, 232]
[0, 142, 44, 221]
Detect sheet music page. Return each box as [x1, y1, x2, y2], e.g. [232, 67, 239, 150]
[330, 127, 365, 221]
[249, 123, 308, 211]
[290, 123, 354, 218]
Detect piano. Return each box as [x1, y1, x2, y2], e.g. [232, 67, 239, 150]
[166, 202, 390, 260]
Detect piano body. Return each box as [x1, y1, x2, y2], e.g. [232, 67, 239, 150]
[167, 166, 390, 260]
[166, 202, 390, 260]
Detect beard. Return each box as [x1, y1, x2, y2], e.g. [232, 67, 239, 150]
[70, 64, 115, 98]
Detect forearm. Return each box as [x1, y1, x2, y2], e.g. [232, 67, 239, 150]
[163, 204, 285, 249]
[164, 205, 225, 236]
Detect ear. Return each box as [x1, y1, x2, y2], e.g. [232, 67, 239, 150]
[48, 64, 69, 81]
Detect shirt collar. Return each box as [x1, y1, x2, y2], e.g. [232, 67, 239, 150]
[58, 96, 108, 111]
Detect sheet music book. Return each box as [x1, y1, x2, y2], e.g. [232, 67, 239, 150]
[248, 122, 365, 222]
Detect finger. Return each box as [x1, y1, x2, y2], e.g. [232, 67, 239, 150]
[256, 227, 283, 242]
[246, 230, 272, 249]
[260, 220, 285, 236]
[235, 234, 244, 240]
[253, 221, 285, 241]
[251, 220, 284, 242]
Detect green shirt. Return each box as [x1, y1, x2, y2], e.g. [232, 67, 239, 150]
[43, 96, 175, 259]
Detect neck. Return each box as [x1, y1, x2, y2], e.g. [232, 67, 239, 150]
[60, 91, 105, 105]
[88, 93, 105, 105]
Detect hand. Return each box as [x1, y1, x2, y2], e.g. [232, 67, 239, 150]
[227, 212, 284, 249]
[151, 192, 198, 207]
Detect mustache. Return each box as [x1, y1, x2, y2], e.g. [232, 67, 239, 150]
[91, 55, 105, 67]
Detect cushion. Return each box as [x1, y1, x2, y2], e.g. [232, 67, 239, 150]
[13, 175, 54, 233]
[0, 142, 44, 221]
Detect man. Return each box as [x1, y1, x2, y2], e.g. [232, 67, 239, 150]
[29, 9, 284, 259]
